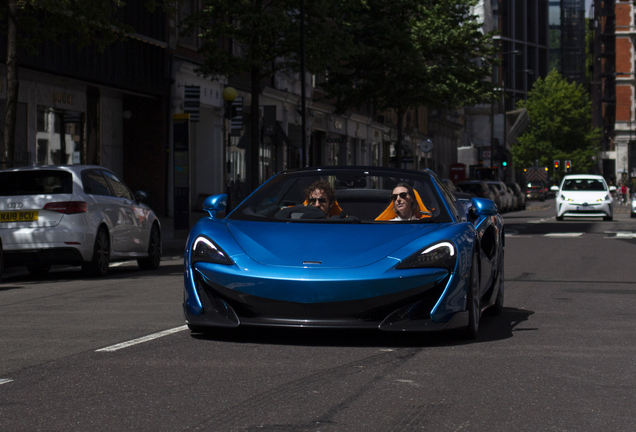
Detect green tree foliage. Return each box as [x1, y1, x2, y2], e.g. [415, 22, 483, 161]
[320, 0, 498, 165]
[512, 70, 600, 174]
[183, 0, 346, 190]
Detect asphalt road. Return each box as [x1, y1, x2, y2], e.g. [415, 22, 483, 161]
[1, 199, 635, 431]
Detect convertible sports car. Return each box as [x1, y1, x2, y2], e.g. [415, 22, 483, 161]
[183, 167, 504, 339]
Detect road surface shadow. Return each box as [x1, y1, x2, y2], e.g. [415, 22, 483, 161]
[189, 307, 535, 348]
[0, 260, 184, 286]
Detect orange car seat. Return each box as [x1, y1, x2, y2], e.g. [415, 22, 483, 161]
[375, 190, 431, 221]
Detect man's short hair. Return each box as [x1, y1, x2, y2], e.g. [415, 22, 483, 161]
[305, 180, 335, 203]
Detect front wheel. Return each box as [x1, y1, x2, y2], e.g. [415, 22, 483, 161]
[556, 215, 563, 221]
[603, 215, 613, 221]
[487, 250, 504, 316]
[461, 254, 481, 339]
[83, 228, 110, 277]
[138, 224, 161, 270]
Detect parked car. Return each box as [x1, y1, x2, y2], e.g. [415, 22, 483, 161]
[487, 181, 514, 213]
[506, 182, 526, 210]
[551, 174, 615, 221]
[488, 184, 505, 212]
[184, 167, 505, 339]
[442, 179, 458, 193]
[526, 180, 546, 201]
[0, 165, 162, 277]
[456, 180, 497, 204]
[632, 192, 636, 218]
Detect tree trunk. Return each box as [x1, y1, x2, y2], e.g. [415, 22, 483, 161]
[3, 0, 18, 168]
[395, 108, 405, 167]
[250, 65, 261, 193]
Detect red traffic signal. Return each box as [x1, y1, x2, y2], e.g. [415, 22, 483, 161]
[565, 160, 571, 171]
[554, 160, 560, 169]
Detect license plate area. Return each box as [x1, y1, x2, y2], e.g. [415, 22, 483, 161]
[576, 206, 594, 211]
[0, 210, 39, 222]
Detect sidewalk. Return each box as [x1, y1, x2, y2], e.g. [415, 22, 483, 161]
[160, 211, 210, 258]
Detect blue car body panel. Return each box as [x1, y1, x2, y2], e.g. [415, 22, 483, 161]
[183, 167, 504, 333]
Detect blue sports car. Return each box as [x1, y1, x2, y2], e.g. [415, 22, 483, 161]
[183, 167, 504, 339]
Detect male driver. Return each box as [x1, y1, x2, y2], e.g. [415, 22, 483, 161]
[305, 180, 336, 216]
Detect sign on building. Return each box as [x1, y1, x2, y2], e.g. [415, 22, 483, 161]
[184, 86, 200, 122]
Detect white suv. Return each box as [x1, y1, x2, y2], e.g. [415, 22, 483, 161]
[0, 165, 161, 277]
[552, 174, 615, 221]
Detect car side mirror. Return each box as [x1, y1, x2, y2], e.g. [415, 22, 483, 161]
[609, 186, 617, 192]
[550, 186, 559, 192]
[203, 194, 227, 218]
[135, 190, 148, 203]
[471, 197, 498, 217]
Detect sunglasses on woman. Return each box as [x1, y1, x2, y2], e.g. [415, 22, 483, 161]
[308, 197, 327, 204]
[390, 192, 410, 201]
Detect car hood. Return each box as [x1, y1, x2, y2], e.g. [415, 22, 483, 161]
[225, 220, 442, 268]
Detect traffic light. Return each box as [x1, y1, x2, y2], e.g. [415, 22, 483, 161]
[554, 160, 560, 170]
[502, 160, 508, 170]
[565, 160, 571, 172]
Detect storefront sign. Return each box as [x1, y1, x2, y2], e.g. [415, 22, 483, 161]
[52, 92, 74, 106]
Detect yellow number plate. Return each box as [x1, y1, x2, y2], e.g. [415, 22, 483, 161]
[0, 210, 39, 222]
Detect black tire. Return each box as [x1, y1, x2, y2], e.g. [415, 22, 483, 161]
[27, 263, 51, 277]
[556, 215, 563, 221]
[461, 253, 481, 339]
[138, 224, 161, 270]
[488, 250, 504, 316]
[83, 228, 110, 277]
[603, 215, 613, 221]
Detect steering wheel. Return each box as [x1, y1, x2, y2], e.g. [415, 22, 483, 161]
[274, 205, 327, 220]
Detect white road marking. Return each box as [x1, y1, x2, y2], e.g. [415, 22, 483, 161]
[615, 232, 636, 239]
[0, 379, 13, 385]
[544, 233, 584, 238]
[96, 325, 188, 352]
[529, 218, 552, 223]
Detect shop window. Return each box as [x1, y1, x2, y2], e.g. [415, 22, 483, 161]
[36, 106, 83, 166]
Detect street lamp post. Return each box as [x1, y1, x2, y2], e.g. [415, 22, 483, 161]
[223, 86, 237, 212]
[492, 49, 521, 180]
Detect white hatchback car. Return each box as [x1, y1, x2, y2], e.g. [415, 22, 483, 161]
[0, 165, 161, 277]
[551, 174, 615, 221]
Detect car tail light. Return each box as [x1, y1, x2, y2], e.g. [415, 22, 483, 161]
[44, 201, 87, 214]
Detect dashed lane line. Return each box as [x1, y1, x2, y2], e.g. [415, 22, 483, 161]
[0, 379, 14, 385]
[544, 233, 584, 238]
[96, 325, 189, 352]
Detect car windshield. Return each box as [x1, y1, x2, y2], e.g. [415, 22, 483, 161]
[562, 179, 607, 191]
[0, 170, 73, 196]
[230, 168, 451, 223]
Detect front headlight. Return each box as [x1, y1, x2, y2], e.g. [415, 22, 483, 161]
[395, 241, 456, 270]
[561, 194, 573, 202]
[598, 194, 610, 202]
[191, 236, 234, 265]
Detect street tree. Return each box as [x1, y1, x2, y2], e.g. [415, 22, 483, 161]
[0, 0, 165, 168]
[512, 69, 600, 175]
[183, 0, 345, 192]
[320, 0, 498, 165]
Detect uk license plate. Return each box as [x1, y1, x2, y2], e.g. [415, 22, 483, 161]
[0, 210, 39, 222]
[576, 206, 593, 211]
